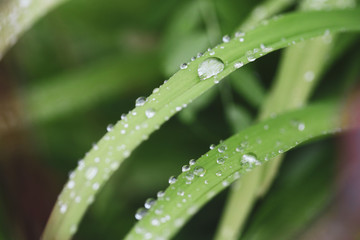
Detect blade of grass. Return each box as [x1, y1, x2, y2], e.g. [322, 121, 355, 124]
[42, 9, 360, 240]
[125, 101, 351, 239]
[0, 0, 67, 59]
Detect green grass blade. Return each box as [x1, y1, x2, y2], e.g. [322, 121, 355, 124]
[124, 101, 347, 239]
[42, 9, 360, 240]
[0, 0, 67, 59]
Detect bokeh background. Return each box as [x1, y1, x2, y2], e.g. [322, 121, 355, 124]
[0, 0, 360, 239]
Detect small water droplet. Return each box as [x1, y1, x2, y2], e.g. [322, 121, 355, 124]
[145, 198, 156, 209]
[217, 157, 225, 164]
[168, 176, 177, 184]
[67, 181, 75, 189]
[157, 191, 165, 199]
[209, 144, 216, 150]
[182, 165, 190, 172]
[218, 145, 227, 153]
[135, 97, 147, 107]
[145, 108, 156, 118]
[85, 167, 98, 180]
[234, 62, 244, 69]
[216, 170, 222, 176]
[298, 122, 305, 131]
[222, 35, 230, 43]
[185, 172, 194, 181]
[106, 124, 114, 132]
[197, 57, 225, 80]
[180, 63, 188, 69]
[189, 159, 196, 165]
[304, 71, 315, 82]
[247, 54, 256, 62]
[235, 31, 245, 38]
[194, 166, 206, 177]
[60, 204, 67, 214]
[135, 208, 148, 220]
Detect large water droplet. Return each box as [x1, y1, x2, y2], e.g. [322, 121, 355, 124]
[180, 63, 188, 69]
[197, 57, 224, 80]
[182, 165, 190, 172]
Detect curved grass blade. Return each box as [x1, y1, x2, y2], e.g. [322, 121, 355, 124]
[125, 101, 349, 239]
[42, 9, 360, 240]
[0, 0, 67, 59]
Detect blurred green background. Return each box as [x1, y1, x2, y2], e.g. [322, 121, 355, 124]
[0, 0, 359, 239]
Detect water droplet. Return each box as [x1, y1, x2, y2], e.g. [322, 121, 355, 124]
[197, 57, 225, 80]
[197, 52, 203, 58]
[240, 153, 261, 169]
[145, 198, 156, 209]
[92, 182, 100, 190]
[177, 190, 184, 196]
[157, 191, 165, 199]
[304, 71, 315, 82]
[151, 218, 160, 226]
[182, 165, 190, 172]
[247, 54, 256, 62]
[209, 144, 216, 150]
[216, 170, 222, 176]
[185, 172, 194, 181]
[67, 180, 75, 189]
[85, 167, 98, 180]
[145, 108, 156, 119]
[135, 97, 147, 107]
[218, 145, 227, 153]
[235, 31, 245, 38]
[194, 166, 206, 177]
[135, 208, 148, 220]
[168, 176, 177, 184]
[106, 124, 114, 132]
[217, 157, 225, 164]
[60, 204, 67, 214]
[180, 63, 188, 69]
[298, 122, 305, 131]
[222, 35, 230, 43]
[189, 159, 196, 165]
[234, 62, 244, 69]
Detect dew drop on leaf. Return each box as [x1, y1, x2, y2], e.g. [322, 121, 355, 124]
[135, 208, 148, 220]
[145, 108, 156, 119]
[168, 176, 177, 184]
[197, 57, 224, 80]
[193, 166, 206, 177]
[135, 97, 147, 107]
[106, 124, 113, 132]
[222, 35, 230, 43]
[144, 198, 156, 209]
[180, 63, 188, 69]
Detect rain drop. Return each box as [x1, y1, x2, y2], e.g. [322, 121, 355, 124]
[217, 157, 225, 164]
[182, 165, 190, 172]
[168, 176, 177, 184]
[180, 63, 188, 69]
[222, 35, 230, 43]
[135, 97, 147, 107]
[135, 208, 148, 220]
[144, 198, 156, 209]
[145, 108, 156, 119]
[194, 166, 206, 177]
[234, 62, 244, 69]
[106, 124, 114, 132]
[197, 57, 225, 80]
